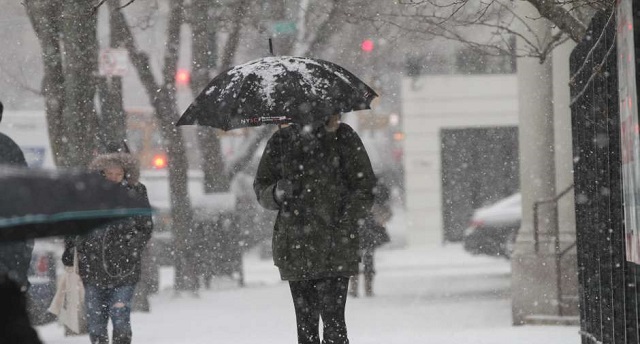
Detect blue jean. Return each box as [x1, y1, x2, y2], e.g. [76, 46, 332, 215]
[84, 284, 135, 344]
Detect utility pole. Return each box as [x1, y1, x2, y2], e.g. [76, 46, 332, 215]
[510, 1, 559, 325]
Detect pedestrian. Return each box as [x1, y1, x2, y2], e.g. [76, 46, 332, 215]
[349, 178, 392, 297]
[0, 100, 42, 344]
[0, 100, 34, 292]
[254, 112, 376, 344]
[62, 151, 153, 344]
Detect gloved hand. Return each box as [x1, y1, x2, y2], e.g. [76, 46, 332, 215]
[61, 247, 74, 267]
[274, 179, 294, 203]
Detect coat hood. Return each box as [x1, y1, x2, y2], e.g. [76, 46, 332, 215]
[89, 152, 140, 185]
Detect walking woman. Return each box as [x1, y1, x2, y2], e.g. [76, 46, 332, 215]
[254, 113, 375, 344]
[62, 151, 152, 344]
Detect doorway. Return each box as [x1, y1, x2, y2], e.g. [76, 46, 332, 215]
[440, 127, 519, 242]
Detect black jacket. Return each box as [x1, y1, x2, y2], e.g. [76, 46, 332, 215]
[0, 133, 26, 166]
[64, 183, 153, 288]
[254, 123, 375, 280]
[0, 132, 33, 290]
[0, 277, 42, 344]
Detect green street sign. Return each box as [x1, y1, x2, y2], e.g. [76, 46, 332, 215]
[272, 21, 296, 35]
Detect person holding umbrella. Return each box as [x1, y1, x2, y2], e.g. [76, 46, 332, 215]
[62, 151, 152, 344]
[176, 55, 378, 343]
[254, 112, 376, 344]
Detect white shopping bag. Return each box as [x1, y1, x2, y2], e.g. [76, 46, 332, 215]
[47, 250, 86, 334]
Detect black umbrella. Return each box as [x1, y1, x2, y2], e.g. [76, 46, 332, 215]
[176, 56, 377, 130]
[0, 167, 153, 241]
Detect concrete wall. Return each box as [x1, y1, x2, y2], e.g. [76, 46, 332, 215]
[401, 74, 519, 247]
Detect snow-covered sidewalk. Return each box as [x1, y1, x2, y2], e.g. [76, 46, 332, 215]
[37, 244, 580, 344]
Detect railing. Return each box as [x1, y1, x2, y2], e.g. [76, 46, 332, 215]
[532, 184, 575, 317]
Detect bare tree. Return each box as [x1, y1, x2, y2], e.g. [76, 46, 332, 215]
[96, 4, 129, 150]
[190, 0, 353, 192]
[24, 0, 100, 167]
[110, 0, 198, 291]
[191, 0, 252, 193]
[341, 0, 612, 62]
[24, 0, 66, 166]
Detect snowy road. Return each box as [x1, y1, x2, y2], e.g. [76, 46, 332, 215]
[37, 244, 580, 344]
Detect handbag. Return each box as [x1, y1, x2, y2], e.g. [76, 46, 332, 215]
[47, 250, 87, 334]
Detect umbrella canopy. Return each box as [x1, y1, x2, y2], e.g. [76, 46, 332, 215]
[0, 167, 153, 241]
[176, 56, 377, 131]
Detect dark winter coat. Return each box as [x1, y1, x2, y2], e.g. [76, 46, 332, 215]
[254, 123, 375, 281]
[63, 153, 153, 288]
[0, 132, 34, 290]
[0, 276, 42, 344]
[0, 133, 26, 166]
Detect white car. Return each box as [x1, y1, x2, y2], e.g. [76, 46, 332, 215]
[463, 193, 521, 258]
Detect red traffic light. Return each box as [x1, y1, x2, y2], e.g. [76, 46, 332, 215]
[152, 154, 167, 169]
[176, 69, 190, 84]
[361, 39, 374, 53]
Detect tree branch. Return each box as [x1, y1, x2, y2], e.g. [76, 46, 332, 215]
[109, 2, 159, 102]
[116, 0, 136, 10]
[92, 0, 107, 14]
[161, 0, 183, 90]
[219, 0, 249, 70]
[520, 0, 587, 42]
[304, 0, 344, 56]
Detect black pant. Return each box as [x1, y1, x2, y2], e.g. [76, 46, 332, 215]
[288, 277, 350, 344]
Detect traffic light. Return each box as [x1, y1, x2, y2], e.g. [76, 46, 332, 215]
[361, 39, 374, 53]
[152, 154, 167, 169]
[176, 69, 191, 86]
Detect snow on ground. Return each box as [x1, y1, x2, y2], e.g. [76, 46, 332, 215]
[37, 243, 580, 344]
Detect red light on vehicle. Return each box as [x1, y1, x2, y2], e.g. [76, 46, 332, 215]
[469, 219, 484, 228]
[176, 69, 190, 84]
[153, 155, 167, 169]
[37, 256, 48, 274]
[361, 39, 374, 53]
[393, 132, 405, 141]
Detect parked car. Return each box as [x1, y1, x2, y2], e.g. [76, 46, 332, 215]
[463, 193, 521, 259]
[26, 239, 62, 325]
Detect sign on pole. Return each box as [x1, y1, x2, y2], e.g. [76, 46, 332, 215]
[99, 48, 129, 77]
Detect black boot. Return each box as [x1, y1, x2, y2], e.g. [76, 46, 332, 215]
[112, 333, 131, 344]
[89, 334, 109, 344]
[348, 276, 358, 297]
[364, 273, 374, 297]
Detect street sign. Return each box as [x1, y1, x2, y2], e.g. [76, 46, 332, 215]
[99, 48, 129, 77]
[271, 21, 296, 35]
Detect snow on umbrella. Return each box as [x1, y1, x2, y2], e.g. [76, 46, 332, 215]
[176, 56, 377, 130]
[0, 167, 153, 241]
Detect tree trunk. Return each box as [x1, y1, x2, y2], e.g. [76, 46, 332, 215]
[97, 2, 128, 152]
[111, 0, 197, 290]
[97, 77, 126, 150]
[157, 0, 197, 291]
[61, 0, 100, 167]
[191, 0, 227, 193]
[24, 0, 67, 167]
[195, 0, 251, 192]
[155, 93, 197, 291]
